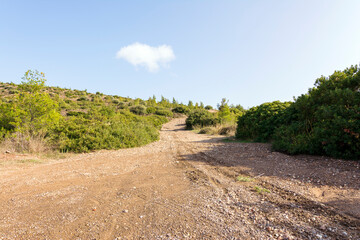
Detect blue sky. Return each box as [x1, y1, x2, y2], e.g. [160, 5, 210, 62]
[1, 0, 360, 108]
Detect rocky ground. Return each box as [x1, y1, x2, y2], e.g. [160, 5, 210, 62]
[0, 118, 359, 239]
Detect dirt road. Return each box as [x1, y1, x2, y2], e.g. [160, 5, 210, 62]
[0, 118, 359, 239]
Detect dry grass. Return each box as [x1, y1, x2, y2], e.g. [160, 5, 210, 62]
[0, 133, 50, 154]
[194, 123, 236, 136]
[0, 133, 70, 166]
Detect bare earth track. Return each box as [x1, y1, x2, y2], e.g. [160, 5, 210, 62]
[0, 118, 359, 239]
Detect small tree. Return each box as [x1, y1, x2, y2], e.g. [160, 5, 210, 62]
[188, 100, 194, 108]
[217, 98, 231, 123]
[7, 70, 61, 135]
[205, 105, 213, 110]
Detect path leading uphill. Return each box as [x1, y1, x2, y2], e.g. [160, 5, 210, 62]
[0, 118, 359, 239]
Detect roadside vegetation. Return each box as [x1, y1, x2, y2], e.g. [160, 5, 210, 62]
[0, 70, 203, 153]
[183, 64, 359, 160]
[2, 64, 359, 161]
[186, 98, 245, 136]
[235, 65, 360, 160]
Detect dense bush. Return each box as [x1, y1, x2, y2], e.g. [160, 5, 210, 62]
[144, 115, 169, 129]
[129, 105, 147, 115]
[236, 101, 291, 142]
[0, 70, 62, 135]
[272, 65, 360, 159]
[155, 108, 173, 117]
[66, 111, 86, 117]
[186, 109, 218, 129]
[117, 102, 128, 109]
[77, 97, 88, 101]
[50, 113, 165, 153]
[146, 106, 157, 114]
[172, 105, 190, 115]
[234, 65, 360, 160]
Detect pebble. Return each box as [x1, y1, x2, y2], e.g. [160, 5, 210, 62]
[123, 209, 129, 213]
[316, 234, 323, 239]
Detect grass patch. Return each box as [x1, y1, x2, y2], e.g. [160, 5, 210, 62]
[236, 175, 253, 182]
[194, 124, 237, 136]
[254, 186, 270, 194]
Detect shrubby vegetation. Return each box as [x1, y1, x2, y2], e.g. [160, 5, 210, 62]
[0, 70, 196, 153]
[236, 65, 360, 160]
[236, 101, 291, 142]
[50, 110, 166, 152]
[186, 98, 245, 136]
[272, 65, 360, 159]
[186, 109, 218, 129]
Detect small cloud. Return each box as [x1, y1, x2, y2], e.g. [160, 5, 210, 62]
[116, 42, 175, 72]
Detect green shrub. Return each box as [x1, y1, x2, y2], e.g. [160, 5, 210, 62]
[0, 71, 191, 153]
[155, 108, 173, 117]
[146, 106, 157, 114]
[186, 109, 218, 129]
[236, 101, 291, 142]
[51, 114, 160, 153]
[144, 115, 168, 129]
[272, 65, 360, 159]
[172, 105, 190, 115]
[77, 97, 88, 101]
[66, 111, 86, 117]
[129, 105, 147, 115]
[117, 102, 128, 109]
[0, 70, 62, 135]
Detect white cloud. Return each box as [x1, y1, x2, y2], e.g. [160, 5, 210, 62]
[116, 42, 175, 72]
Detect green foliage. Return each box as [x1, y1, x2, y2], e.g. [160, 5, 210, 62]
[66, 111, 86, 117]
[254, 186, 270, 194]
[172, 105, 190, 115]
[272, 65, 360, 159]
[0, 70, 61, 135]
[230, 104, 245, 116]
[218, 98, 232, 123]
[1, 70, 221, 153]
[236, 101, 291, 142]
[155, 108, 173, 117]
[146, 106, 157, 114]
[18, 70, 46, 93]
[236, 175, 253, 182]
[117, 102, 128, 109]
[0, 70, 179, 153]
[145, 115, 169, 129]
[129, 105, 147, 115]
[205, 105, 213, 110]
[77, 97, 88, 101]
[51, 113, 161, 153]
[188, 100, 194, 108]
[186, 109, 218, 129]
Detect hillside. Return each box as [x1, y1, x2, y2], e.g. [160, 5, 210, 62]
[0, 71, 191, 153]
